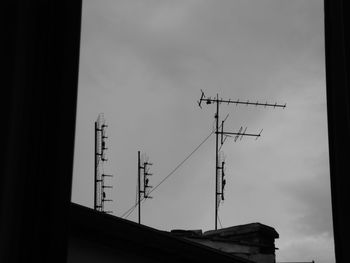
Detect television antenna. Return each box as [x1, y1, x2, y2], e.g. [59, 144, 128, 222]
[94, 114, 113, 214]
[197, 90, 286, 230]
[138, 151, 153, 224]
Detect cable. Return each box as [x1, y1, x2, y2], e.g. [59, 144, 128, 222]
[121, 186, 143, 219]
[121, 128, 216, 219]
[218, 215, 223, 229]
[125, 179, 138, 218]
[148, 129, 214, 197]
[121, 119, 228, 219]
[124, 201, 138, 218]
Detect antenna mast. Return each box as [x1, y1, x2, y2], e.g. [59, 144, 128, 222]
[197, 90, 286, 230]
[94, 114, 113, 214]
[138, 151, 153, 224]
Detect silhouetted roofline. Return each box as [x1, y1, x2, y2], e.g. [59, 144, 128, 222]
[69, 202, 254, 263]
[204, 222, 279, 238]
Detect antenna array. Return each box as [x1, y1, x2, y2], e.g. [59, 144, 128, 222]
[94, 114, 113, 214]
[197, 90, 286, 230]
[138, 151, 153, 224]
[217, 151, 226, 207]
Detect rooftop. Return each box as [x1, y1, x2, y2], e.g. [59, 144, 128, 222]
[69, 203, 254, 263]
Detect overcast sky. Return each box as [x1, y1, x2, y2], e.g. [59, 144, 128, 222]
[72, 1, 334, 262]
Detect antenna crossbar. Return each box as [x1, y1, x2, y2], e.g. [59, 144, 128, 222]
[198, 90, 286, 109]
[216, 131, 261, 138]
[200, 98, 286, 108]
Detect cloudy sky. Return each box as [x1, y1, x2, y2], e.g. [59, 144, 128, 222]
[72, 1, 334, 262]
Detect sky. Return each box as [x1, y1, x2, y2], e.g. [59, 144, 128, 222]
[72, 1, 334, 262]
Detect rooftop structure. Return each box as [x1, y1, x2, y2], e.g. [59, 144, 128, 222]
[171, 223, 279, 263]
[68, 203, 254, 263]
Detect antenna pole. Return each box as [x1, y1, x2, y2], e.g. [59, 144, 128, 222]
[100, 127, 104, 212]
[94, 114, 113, 213]
[137, 152, 153, 224]
[138, 151, 141, 224]
[215, 94, 219, 230]
[94, 121, 97, 210]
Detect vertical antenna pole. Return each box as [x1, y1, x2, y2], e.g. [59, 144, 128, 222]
[138, 151, 141, 224]
[215, 94, 219, 230]
[100, 125, 104, 212]
[93, 115, 113, 214]
[144, 162, 146, 198]
[94, 121, 97, 210]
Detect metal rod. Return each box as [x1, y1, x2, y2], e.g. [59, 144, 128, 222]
[138, 151, 141, 224]
[144, 162, 146, 198]
[94, 122, 97, 210]
[215, 131, 260, 137]
[101, 125, 104, 212]
[221, 120, 224, 145]
[215, 94, 219, 230]
[221, 161, 225, 195]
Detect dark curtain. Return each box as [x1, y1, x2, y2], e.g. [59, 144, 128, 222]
[325, 1, 350, 263]
[1, 2, 82, 262]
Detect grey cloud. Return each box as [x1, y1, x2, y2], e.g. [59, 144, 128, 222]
[281, 155, 333, 237]
[81, 0, 324, 98]
[74, 1, 332, 263]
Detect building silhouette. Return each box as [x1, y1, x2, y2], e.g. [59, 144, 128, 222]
[171, 223, 279, 263]
[68, 203, 254, 263]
